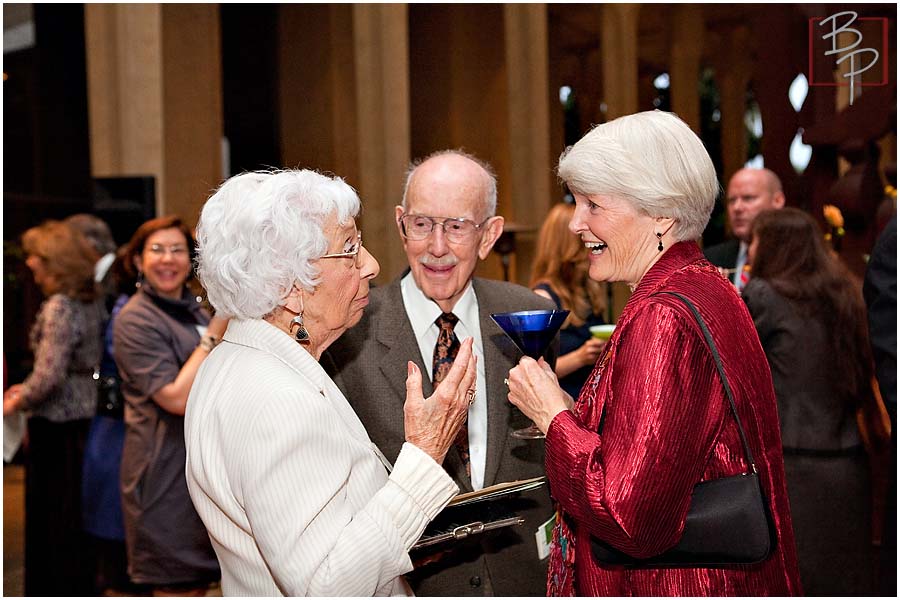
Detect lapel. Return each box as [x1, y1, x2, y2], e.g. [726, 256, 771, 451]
[375, 278, 475, 489]
[374, 278, 433, 410]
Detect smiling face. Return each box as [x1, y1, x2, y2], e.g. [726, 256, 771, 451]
[726, 169, 785, 242]
[303, 218, 380, 349]
[134, 227, 192, 300]
[397, 154, 503, 313]
[569, 192, 669, 286]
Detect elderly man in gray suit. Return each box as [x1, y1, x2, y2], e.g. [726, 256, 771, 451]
[324, 150, 556, 596]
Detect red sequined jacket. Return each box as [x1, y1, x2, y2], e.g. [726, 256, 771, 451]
[545, 242, 802, 596]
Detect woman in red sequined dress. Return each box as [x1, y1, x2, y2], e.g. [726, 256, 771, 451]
[505, 110, 802, 596]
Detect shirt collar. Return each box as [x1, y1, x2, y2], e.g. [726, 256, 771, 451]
[223, 318, 329, 393]
[627, 240, 705, 305]
[95, 252, 115, 282]
[401, 272, 478, 337]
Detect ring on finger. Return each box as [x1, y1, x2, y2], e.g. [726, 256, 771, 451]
[465, 388, 476, 405]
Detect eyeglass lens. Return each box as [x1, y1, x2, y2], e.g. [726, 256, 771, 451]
[402, 215, 476, 240]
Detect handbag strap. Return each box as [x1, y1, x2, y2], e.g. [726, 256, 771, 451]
[656, 291, 758, 474]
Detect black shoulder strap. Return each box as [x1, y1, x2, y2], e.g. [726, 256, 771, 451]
[657, 291, 758, 474]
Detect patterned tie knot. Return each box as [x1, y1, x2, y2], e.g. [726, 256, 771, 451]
[436, 312, 459, 329]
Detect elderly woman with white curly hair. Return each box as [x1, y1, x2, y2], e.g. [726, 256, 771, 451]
[505, 111, 802, 596]
[185, 169, 477, 596]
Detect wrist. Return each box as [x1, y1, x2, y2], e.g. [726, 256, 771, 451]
[199, 333, 220, 352]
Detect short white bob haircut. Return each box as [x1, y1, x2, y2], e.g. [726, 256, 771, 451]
[557, 110, 719, 241]
[196, 169, 360, 319]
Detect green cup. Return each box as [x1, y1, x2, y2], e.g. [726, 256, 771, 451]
[589, 324, 615, 341]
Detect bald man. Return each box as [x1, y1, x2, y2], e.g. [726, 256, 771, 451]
[324, 150, 556, 596]
[704, 167, 785, 289]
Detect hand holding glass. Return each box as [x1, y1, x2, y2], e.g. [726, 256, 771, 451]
[491, 309, 569, 439]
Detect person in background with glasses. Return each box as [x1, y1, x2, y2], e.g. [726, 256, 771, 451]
[112, 215, 227, 595]
[185, 169, 477, 595]
[323, 150, 557, 596]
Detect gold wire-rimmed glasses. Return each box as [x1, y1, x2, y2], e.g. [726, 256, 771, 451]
[320, 232, 362, 267]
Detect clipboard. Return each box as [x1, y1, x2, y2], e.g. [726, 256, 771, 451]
[412, 476, 546, 552]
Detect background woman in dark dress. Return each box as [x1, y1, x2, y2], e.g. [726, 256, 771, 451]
[113, 216, 226, 594]
[530, 202, 607, 399]
[743, 207, 878, 595]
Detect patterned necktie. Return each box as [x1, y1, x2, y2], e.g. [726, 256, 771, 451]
[738, 265, 751, 290]
[734, 243, 748, 290]
[432, 312, 469, 475]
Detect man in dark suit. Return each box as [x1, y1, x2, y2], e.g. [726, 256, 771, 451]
[704, 168, 785, 290]
[324, 150, 556, 596]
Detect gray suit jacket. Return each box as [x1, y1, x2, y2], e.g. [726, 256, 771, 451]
[323, 275, 557, 596]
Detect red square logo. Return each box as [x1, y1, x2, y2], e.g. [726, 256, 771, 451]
[808, 13, 889, 87]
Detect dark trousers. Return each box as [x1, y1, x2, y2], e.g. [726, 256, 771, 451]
[24, 417, 93, 596]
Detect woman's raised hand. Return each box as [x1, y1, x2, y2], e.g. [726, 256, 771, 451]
[403, 337, 477, 464]
[507, 356, 570, 435]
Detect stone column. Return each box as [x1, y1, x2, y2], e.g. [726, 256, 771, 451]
[715, 25, 753, 185]
[503, 3, 552, 284]
[670, 5, 704, 132]
[599, 3, 640, 318]
[84, 4, 223, 224]
[352, 4, 411, 282]
[600, 4, 639, 121]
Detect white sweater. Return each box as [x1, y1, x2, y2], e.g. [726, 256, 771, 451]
[185, 319, 458, 596]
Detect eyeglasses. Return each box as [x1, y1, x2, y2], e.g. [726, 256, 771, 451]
[398, 214, 490, 242]
[320, 232, 363, 267]
[147, 244, 189, 257]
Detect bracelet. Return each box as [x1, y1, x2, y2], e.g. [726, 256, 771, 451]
[199, 333, 219, 352]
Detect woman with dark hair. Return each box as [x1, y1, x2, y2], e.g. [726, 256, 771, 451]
[744, 207, 877, 595]
[3, 220, 104, 595]
[530, 201, 608, 398]
[113, 215, 226, 594]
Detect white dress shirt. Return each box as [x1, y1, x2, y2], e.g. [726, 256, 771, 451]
[401, 272, 488, 490]
[185, 318, 458, 596]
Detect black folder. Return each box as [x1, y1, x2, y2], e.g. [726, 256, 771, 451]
[412, 476, 546, 551]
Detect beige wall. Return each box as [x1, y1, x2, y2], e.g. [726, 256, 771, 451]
[85, 3, 223, 225]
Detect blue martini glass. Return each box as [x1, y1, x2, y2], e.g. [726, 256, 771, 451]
[491, 309, 569, 439]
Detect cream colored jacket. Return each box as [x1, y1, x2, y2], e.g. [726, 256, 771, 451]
[185, 319, 458, 596]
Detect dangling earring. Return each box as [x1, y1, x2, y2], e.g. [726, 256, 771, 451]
[289, 294, 310, 343]
[135, 271, 144, 289]
[656, 232, 664, 252]
[291, 314, 310, 343]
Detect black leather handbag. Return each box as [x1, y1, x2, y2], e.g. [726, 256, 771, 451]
[590, 292, 776, 568]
